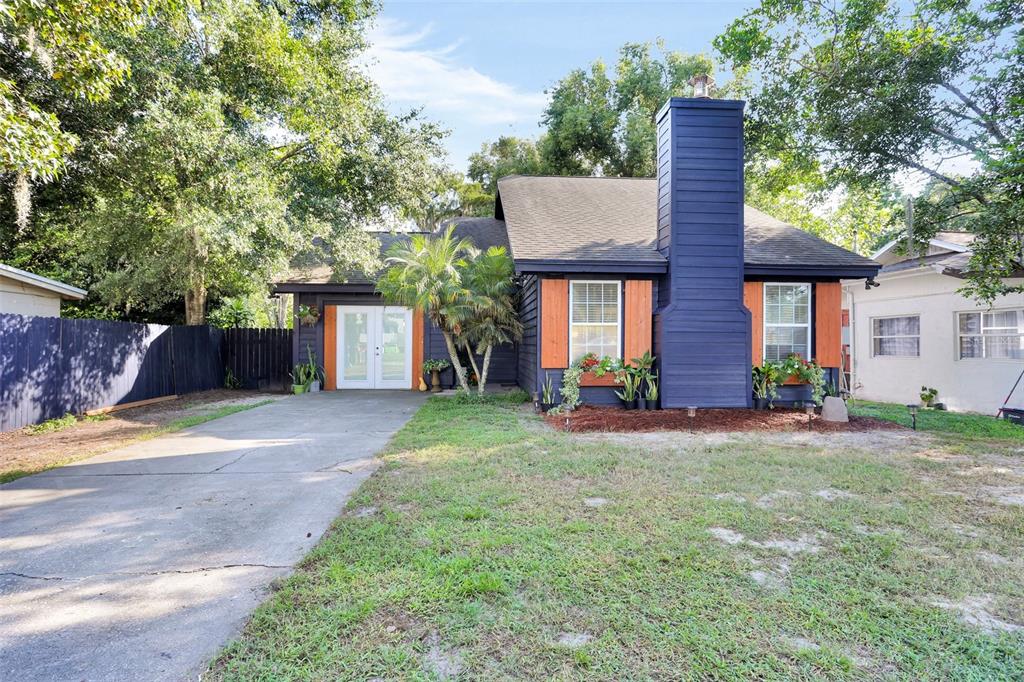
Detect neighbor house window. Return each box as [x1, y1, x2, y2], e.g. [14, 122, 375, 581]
[958, 308, 1024, 359]
[871, 315, 920, 357]
[764, 283, 811, 361]
[569, 280, 620, 362]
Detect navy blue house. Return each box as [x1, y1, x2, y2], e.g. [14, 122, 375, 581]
[273, 97, 880, 407]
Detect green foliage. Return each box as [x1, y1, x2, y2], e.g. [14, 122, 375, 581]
[614, 372, 641, 403]
[24, 413, 79, 435]
[540, 373, 556, 405]
[0, 0, 175, 191]
[223, 368, 243, 390]
[777, 354, 827, 404]
[920, 386, 939, 407]
[290, 345, 323, 388]
[644, 373, 659, 401]
[378, 227, 519, 395]
[422, 358, 451, 373]
[715, 0, 1024, 301]
[3, 0, 448, 323]
[468, 136, 548, 194]
[208, 298, 257, 329]
[751, 363, 782, 402]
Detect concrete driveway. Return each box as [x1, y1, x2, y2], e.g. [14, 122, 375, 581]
[0, 390, 426, 681]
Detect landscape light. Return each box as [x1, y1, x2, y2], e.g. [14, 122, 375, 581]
[906, 403, 920, 431]
[804, 401, 815, 431]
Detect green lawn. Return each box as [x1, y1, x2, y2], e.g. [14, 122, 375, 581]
[849, 400, 1024, 442]
[211, 395, 1024, 680]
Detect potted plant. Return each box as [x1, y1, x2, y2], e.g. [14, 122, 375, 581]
[422, 358, 451, 393]
[297, 303, 320, 327]
[644, 373, 659, 410]
[615, 372, 640, 410]
[540, 373, 558, 412]
[920, 386, 939, 408]
[751, 362, 780, 409]
[291, 346, 324, 393]
[290, 363, 312, 394]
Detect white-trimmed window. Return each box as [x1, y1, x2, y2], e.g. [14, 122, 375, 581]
[871, 315, 920, 357]
[569, 280, 620, 362]
[763, 283, 811, 361]
[958, 308, 1024, 359]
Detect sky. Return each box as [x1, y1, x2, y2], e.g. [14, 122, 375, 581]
[363, 1, 758, 172]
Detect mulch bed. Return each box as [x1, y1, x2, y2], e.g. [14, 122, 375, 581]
[545, 405, 904, 433]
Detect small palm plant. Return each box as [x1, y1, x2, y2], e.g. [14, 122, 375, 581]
[377, 226, 477, 392]
[461, 246, 522, 395]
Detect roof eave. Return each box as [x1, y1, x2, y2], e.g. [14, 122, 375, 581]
[272, 282, 378, 294]
[0, 263, 87, 299]
[744, 263, 881, 279]
[514, 258, 668, 275]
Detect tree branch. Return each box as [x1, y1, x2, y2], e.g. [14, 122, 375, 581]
[938, 81, 1007, 144]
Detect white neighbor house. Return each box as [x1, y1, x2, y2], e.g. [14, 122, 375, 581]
[0, 263, 87, 317]
[843, 233, 1024, 415]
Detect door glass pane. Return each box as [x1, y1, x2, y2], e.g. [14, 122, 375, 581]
[343, 312, 369, 381]
[381, 311, 407, 381]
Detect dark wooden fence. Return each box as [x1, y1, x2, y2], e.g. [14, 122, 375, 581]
[0, 313, 293, 432]
[222, 328, 293, 391]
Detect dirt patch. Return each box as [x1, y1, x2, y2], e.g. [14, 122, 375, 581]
[0, 389, 282, 481]
[931, 595, 1022, 635]
[547, 406, 902, 433]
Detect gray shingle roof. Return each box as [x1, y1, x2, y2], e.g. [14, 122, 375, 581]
[496, 176, 664, 265]
[439, 216, 510, 252]
[275, 218, 511, 286]
[496, 175, 878, 271]
[743, 206, 879, 269]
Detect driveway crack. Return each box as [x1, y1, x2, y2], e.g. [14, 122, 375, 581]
[2, 563, 292, 583]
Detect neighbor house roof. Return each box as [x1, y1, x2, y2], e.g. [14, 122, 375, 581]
[0, 263, 87, 299]
[495, 175, 878, 276]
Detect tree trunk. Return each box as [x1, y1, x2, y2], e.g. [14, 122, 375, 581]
[478, 344, 493, 395]
[184, 284, 207, 325]
[441, 330, 470, 392]
[463, 341, 481, 387]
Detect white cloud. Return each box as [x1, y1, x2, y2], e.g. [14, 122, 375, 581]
[363, 18, 548, 127]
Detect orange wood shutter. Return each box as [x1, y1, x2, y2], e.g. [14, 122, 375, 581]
[411, 308, 425, 389]
[743, 281, 764, 366]
[624, 280, 653, 364]
[323, 305, 337, 390]
[815, 282, 842, 368]
[540, 278, 569, 368]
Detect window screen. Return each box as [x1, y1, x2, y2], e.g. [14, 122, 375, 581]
[764, 283, 811, 361]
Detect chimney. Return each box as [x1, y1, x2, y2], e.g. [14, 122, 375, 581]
[654, 97, 751, 407]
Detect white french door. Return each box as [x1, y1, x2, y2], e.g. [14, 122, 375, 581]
[337, 306, 413, 389]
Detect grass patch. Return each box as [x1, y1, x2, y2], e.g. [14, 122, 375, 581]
[24, 412, 109, 435]
[210, 396, 1024, 680]
[1, 400, 273, 484]
[850, 400, 1024, 441]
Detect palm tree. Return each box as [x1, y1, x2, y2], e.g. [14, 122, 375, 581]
[462, 246, 522, 394]
[376, 226, 477, 392]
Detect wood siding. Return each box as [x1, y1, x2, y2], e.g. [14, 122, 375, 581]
[540, 278, 569, 369]
[624, 280, 653, 363]
[517, 275, 539, 395]
[323, 305, 337, 390]
[814, 282, 842, 368]
[655, 99, 752, 407]
[411, 308, 424, 389]
[743, 281, 764, 366]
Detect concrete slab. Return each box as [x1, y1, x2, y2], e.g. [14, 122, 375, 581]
[0, 390, 426, 681]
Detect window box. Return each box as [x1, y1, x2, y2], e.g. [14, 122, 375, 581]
[579, 371, 620, 387]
